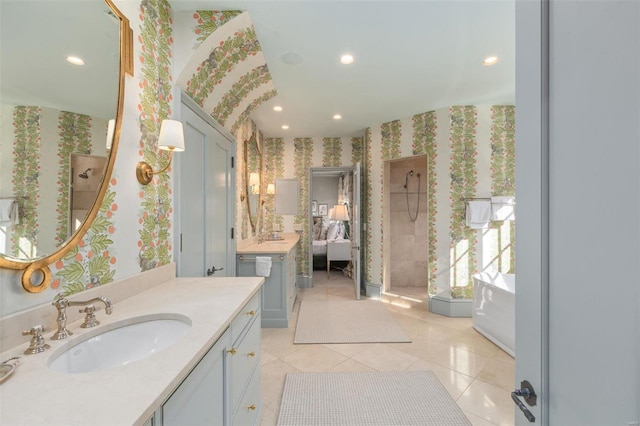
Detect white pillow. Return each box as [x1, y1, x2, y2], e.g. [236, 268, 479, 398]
[326, 223, 339, 240]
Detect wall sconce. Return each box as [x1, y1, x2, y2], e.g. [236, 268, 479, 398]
[330, 204, 350, 238]
[105, 119, 115, 151]
[249, 173, 260, 194]
[136, 119, 185, 185]
[262, 183, 275, 206]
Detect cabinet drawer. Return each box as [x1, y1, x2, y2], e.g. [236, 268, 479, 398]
[230, 291, 260, 343]
[228, 312, 261, 412]
[232, 365, 262, 426]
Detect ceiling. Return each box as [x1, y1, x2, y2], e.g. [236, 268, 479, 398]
[174, 1, 516, 138]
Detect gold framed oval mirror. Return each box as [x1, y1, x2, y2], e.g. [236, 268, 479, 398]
[244, 132, 262, 233]
[0, 0, 133, 293]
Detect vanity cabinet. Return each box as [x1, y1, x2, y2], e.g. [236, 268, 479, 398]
[156, 291, 262, 426]
[237, 246, 297, 328]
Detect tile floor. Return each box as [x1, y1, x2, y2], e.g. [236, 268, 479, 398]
[260, 271, 515, 426]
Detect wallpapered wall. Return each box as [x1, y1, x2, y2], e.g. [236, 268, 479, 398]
[0, 1, 514, 316]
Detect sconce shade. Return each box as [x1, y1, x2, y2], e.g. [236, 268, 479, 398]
[106, 119, 115, 150]
[251, 184, 260, 195]
[330, 204, 349, 221]
[267, 183, 275, 195]
[158, 119, 185, 152]
[136, 119, 185, 185]
[249, 173, 260, 186]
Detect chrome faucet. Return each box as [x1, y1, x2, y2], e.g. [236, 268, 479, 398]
[51, 293, 113, 339]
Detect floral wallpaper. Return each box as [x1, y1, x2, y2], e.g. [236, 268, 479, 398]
[322, 138, 342, 167]
[263, 137, 285, 233]
[412, 111, 439, 294]
[364, 127, 374, 281]
[294, 138, 313, 273]
[137, 0, 174, 272]
[55, 112, 92, 245]
[10, 106, 40, 258]
[192, 10, 242, 44]
[52, 183, 117, 294]
[449, 106, 479, 298]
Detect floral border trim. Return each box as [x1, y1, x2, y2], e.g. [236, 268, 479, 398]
[294, 138, 313, 274]
[11, 106, 41, 258]
[55, 112, 92, 244]
[211, 64, 272, 126]
[263, 137, 285, 232]
[412, 111, 439, 294]
[137, 0, 174, 272]
[230, 89, 277, 134]
[449, 106, 478, 298]
[351, 137, 363, 166]
[192, 10, 243, 45]
[185, 27, 262, 106]
[322, 138, 342, 167]
[52, 181, 118, 295]
[364, 128, 373, 281]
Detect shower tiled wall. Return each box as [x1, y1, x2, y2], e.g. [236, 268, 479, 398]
[389, 156, 428, 287]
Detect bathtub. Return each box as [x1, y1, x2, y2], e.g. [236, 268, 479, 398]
[472, 272, 515, 357]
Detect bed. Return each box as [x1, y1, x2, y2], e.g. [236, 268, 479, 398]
[312, 216, 351, 277]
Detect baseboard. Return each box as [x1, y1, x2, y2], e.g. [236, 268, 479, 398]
[297, 275, 312, 289]
[429, 295, 472, 318]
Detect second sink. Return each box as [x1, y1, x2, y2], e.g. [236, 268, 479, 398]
[48, 314, 191, 374]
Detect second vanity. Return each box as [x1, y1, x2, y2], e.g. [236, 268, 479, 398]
[0, 269, 264, 426]
[236, 232, 299, 328]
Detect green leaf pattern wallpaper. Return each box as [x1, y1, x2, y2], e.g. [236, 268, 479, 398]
[137, 0, 174, 272]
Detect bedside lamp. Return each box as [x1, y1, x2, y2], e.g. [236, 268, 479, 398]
[136, 119, 185, 185]
[330, 204, 350, 239]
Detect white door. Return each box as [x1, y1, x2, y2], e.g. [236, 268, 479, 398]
[352, 162, 361, 300]
[516, 1, 640, 424]
[176, 98, 235, 277]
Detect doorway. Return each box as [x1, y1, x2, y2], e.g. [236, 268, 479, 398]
[382, 155, 428, 302]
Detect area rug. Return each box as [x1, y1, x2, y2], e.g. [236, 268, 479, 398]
[277, 371, 471, 425]
[294, 299, 411, 344]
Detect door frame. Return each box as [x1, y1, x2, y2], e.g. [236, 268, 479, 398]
[514, 0, 549, 423]
[174, 92, 237, 277]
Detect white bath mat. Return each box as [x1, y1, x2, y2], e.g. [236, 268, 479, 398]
[277, 371, 471, 425]
[294, 299, 410, 344]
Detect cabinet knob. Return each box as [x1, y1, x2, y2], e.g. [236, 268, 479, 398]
[227, 348, 237, 355]
[248, 404, 256, 411]
[247, 351, 256, 357]
[245, 310, 256, 316]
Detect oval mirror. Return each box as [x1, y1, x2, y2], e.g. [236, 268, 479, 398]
[0, 0, 133, 292]
[244, 133, 262, 233]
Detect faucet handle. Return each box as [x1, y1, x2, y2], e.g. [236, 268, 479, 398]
[22, 325, 50, 355]
[79, 305, 100, 328]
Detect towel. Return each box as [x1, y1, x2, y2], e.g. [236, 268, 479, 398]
[466, 200, 491, 229]
[491, 196, 515, 221]
[0, 199, 19, 225]
[255, 256, 272, 277]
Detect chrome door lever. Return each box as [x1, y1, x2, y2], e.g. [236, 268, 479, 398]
[207, 266, 224, 276]
[512, 380, 536, 423]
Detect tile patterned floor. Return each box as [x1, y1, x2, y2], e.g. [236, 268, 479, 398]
[260, 271, 515, 426]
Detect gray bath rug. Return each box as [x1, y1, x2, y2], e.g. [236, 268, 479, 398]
[294, 299, 411, 344]
[277, 371, 472, 425]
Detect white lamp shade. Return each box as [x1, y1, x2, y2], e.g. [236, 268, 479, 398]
[251, 183, 260, 195]
[249, 173, 260, 186]
[330, 204, 349, 221]
[105, 119, 115, 150]
[267, 183, 275, 195]
[158, 119, 185, 152]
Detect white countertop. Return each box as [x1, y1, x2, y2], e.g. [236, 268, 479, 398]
[0, 276, 264, 426]
[236, 232, 300, 254]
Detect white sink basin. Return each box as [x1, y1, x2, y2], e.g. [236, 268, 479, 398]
[48, 314, 191, 374]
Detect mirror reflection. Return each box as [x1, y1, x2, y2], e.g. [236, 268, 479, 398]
[0, 0, 120, 260]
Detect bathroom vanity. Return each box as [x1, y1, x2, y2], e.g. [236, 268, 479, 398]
[0, 270, 264, 426]
[237, 232, 299, 328]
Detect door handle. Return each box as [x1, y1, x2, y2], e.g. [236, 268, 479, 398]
[207, 266, 224, 276]
[511, 380, 536, 423]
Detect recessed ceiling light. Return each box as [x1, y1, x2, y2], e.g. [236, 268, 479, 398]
[333, 114, 342, 120]
[281, 125, 289, 130]
[66, 56, 85, 66]
[482, 56, 499, 66]
[273, 106, 283, 112]
[340, 54, 354, 65]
